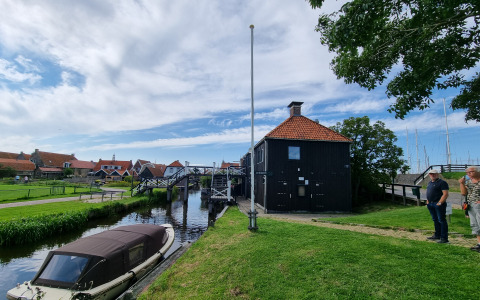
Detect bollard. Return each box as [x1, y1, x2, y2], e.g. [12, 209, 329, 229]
[102, 193, 104, 202]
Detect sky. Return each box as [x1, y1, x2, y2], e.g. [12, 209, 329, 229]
[0, 0, 478, 173]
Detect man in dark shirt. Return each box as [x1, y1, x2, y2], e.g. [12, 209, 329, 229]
[426, 169, 450, 243]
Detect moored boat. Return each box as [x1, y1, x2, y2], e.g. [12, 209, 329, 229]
[7, 223, 175, 300]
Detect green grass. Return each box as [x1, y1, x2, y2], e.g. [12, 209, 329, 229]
[140, 207, 479, 300]
[442, 172, 466, 180]
[320, 202, 472, 235]
[0, 187, 178, 245]
[0, 184, 102, 203]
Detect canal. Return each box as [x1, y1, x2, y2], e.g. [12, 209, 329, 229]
[0, 189, 217, 298]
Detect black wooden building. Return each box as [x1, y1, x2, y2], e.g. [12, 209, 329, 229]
[242, 102, 352, 213]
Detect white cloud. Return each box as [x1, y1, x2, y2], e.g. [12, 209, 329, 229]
[0, 58, 41, 84]
[240, 108, 289, 122]
[80, 125, 274, 151]
[324, 98, 392, 113]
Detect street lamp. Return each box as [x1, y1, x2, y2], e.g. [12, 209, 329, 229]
[248, 24, 258, 231]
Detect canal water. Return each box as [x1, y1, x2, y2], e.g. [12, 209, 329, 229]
[0, 189, 217, 298]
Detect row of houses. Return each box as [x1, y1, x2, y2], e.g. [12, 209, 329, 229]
[2, 102, 353, 213]
[0, 149, 185, 181]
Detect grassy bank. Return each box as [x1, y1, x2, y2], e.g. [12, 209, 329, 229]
[0, 184, 102, 203]
[318, 202, 472, 235]
[0, 187, 178, 245]
[141, 207, 479, 300]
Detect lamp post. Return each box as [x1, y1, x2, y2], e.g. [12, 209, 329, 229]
[248, 24, 258, 231]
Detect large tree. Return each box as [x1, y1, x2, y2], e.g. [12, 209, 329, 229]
[330, 116, 409, 204]
[309, 0, 480, 122]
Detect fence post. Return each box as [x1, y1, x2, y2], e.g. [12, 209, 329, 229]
[383, 183, 385, 201]
[74, 186, 76, 193]
[391, 184, 395, 202]
[102, 193, 104, 202]
[416, 187, 421, 206]
[111, 192, 113, 201]
[28, 189, 31, 198]
[63, 186, 65, 194]
[121, 192, 123, 199]
[402, 186, 406, 206]
[79, 193, 82, 201]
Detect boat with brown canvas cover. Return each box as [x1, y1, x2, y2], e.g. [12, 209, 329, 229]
[6, 223, 175, 300]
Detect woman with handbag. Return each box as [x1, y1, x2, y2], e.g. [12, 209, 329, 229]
[460, 166, 480, 251]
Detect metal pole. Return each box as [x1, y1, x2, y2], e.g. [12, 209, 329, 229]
[248, 24, 258, 231]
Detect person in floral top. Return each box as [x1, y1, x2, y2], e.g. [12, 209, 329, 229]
[459, 166, 480, 251]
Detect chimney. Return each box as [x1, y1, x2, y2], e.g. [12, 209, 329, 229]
[288, 102, 304, 117]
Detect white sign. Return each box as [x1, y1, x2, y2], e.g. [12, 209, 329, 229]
[446, 203, 452, 215]
[305, 180, 309, 185]
[299, 177, 304, 181]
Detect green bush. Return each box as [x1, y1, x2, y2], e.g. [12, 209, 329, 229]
[124, 175, 133, 183]
[200, 176, 212, 188]
[0, 187, 179, 246]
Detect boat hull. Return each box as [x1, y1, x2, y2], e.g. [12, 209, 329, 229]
[7, 224, 175, 300]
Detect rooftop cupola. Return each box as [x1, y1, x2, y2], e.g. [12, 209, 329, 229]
[288, 101, 304, 117]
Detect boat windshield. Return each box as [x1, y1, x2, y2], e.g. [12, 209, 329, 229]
[38, 254, 89, 283]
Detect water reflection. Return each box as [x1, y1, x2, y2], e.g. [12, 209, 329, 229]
[0, 189, 218, 298]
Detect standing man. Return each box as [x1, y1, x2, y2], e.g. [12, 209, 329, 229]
[459, 166, 480, 251]
[426, 169, 450, 243]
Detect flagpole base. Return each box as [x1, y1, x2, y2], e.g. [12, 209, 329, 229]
[248, 209, 258, 231]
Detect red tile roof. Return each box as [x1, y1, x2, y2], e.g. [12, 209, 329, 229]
[221, 162, 240, 168]
[265, 116, 351, 142]
[0, 152, 20, 159]
[36, 151, 77, 167]
[168, 160, 184, 167]
[93, 160, 133, 172]
[146, 166, 165, 177]
[0, 158, 35, 171]
[69, 160, 95, 169]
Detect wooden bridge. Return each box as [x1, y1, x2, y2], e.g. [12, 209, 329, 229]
[131, 162, 246, 206]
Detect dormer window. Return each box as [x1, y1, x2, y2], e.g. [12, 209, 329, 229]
[63, 162, 71, 168]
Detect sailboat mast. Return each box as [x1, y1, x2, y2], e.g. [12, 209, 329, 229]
[415, 129, 420, 173]
[443, 98, 452, 165]
[406, 127, 410, 174]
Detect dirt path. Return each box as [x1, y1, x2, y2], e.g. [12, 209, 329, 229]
[236, 197, 477, 249]
[266, 216, 476, 248]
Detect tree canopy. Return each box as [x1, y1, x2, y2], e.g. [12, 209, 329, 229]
[308, 0, 480, 122]
[330, 116, 409, 204]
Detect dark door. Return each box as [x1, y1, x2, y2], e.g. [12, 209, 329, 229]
[295, 184, 311, 211]
[312, 181, 326, 212]
[274, 180, 291, 211]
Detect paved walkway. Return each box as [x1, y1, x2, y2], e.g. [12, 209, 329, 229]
[0, 187, 128, 209]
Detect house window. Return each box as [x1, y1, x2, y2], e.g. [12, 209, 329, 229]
[288, 146, 300, 160]
[63, 162, 70, 168]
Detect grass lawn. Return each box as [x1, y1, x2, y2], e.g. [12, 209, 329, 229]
[0, 184, 103, 203]
[0, 197, 141, 221]
[321, 202, 472, 235]
[140, 207, 479, 300]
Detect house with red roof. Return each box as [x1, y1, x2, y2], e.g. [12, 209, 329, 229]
[30, 149, 77, 178]
[139, 163, 166, 179]
[93, 157, 133, 181]
[0, 158, 36, 177]
[67, 160, 96, 177]
[165, 160, 184, 177]
[242, 102, 352, 213]
[133, 159, 151, 173]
